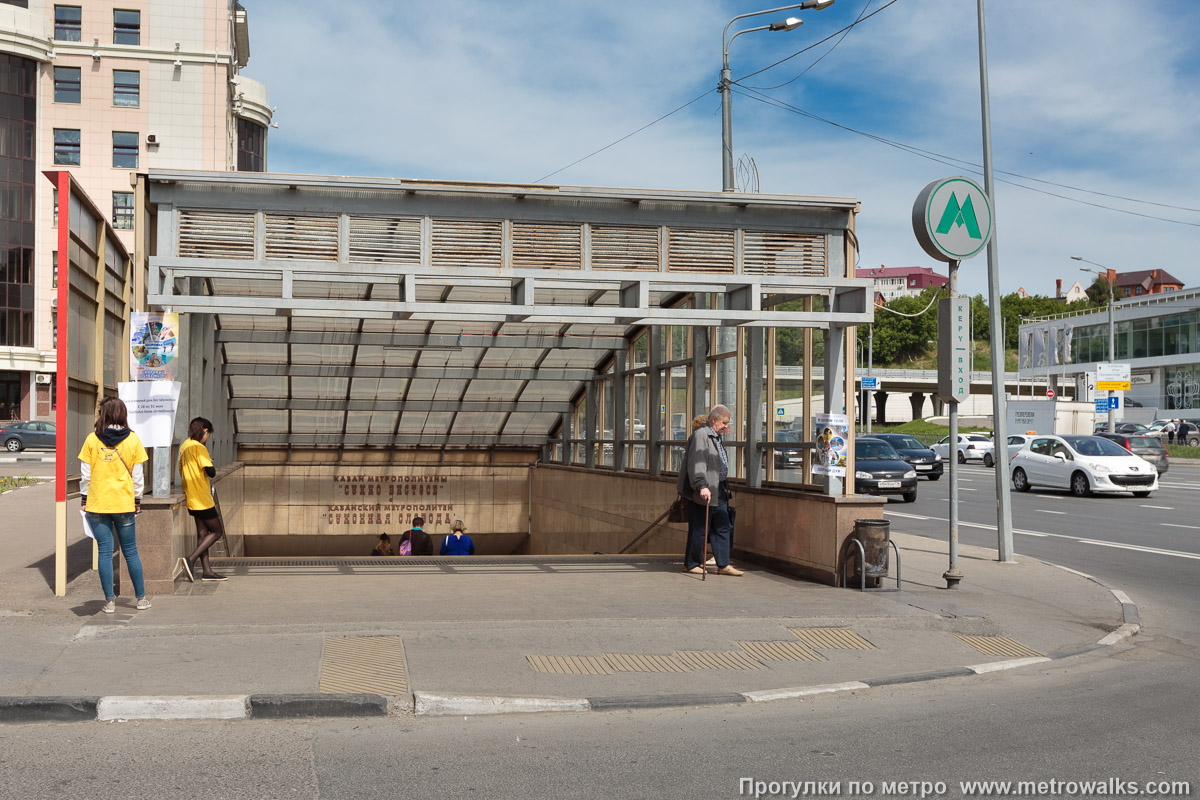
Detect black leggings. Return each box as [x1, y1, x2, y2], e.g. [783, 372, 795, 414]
[188, 512, 225, 571]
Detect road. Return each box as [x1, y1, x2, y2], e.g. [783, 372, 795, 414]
[881, 462, 1200, 650]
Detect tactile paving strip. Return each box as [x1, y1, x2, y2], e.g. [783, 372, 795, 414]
[603, 653, 692, 673]
[527, 655, 614, 675]
[955, 635, 1043, 659]
[674, 651, 765, 671]
[737, 640, 825, 662]
[788, 628, 877, 650]
[319, 636, 408, 695]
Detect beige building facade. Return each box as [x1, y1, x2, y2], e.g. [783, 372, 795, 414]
[0, 0, 271, 422]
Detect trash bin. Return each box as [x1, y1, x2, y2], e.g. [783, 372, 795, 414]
[854, 518, 891, 579]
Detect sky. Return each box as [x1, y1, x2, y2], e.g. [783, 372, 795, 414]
[241, 0, 1200, 300]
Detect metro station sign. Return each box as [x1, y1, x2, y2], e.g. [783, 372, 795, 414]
[912, 177, 993, 263]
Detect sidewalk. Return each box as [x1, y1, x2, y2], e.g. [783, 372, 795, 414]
[0, 482, 1136, 721]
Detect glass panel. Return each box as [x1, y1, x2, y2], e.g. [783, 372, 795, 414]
[113, 70, 139, 107]
[53, 66, 80, 103]
[112, 131, 138, 168]
[113, 9, 140, 44]
[53, 129, 80, 165]
[54, 5, 81, 41]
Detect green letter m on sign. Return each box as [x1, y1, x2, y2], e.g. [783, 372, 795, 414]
[935, 192, 982, 238]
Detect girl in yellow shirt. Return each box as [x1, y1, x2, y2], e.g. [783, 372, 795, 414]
[78, 396, 150, 613]
[178, 417, 229, 582]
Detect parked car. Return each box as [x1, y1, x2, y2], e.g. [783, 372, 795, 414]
[854, 437, 918, 503]
[1005, 433, 1035, 461]
[930, 433, 996, 466]
[773, 429, 806, 469]
[870, 433, 942, 480]
[1010, 434, 1158, 497]
[1143, 419, 1173, 441]
[0, 420, 56, 452]
[1095, 433, 1169, 476]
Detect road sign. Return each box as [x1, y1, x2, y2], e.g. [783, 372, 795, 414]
[776, 406, 785, 416]
[937, 297, 970, 404]
[1096, 363, 1132, 391]
[861, 376, 880, 390]
[1094, 398, 1108, 414]
[912, 177, 994, 263]
[1046, 388, 1055, 398]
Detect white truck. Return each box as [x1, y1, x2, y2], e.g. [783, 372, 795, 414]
[1006, 399, 1096, 436]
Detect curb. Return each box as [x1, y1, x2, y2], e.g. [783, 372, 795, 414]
[0, 456, 55, 463]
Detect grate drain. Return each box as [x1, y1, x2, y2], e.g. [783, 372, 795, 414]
[788, 627, 876, 650]
[955, 635, 1043, 659]
[737, 640, 825, 662]
[318, 636, 408, 695]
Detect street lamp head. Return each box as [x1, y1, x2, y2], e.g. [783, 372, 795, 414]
[769, 17, 804, 32]
[1070, 256, 1083, 261]
[801, 0, 836, 9]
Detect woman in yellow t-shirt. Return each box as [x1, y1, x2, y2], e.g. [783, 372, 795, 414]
[178, 417, 229, 582]
[79, 396, 150, 614]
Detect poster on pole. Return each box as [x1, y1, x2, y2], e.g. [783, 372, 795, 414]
[130, 312, 179, 381]
[812, 413, 849, 477]
[118, 381, 182, 448]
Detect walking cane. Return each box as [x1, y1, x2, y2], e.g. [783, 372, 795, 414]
[701, 494, 710, 582]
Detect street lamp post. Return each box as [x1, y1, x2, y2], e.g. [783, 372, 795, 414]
[720, 1, 834, 191]
[1072, 256, 1118, 433]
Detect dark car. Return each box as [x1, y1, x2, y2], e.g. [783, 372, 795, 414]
[871, 433, 943, 480]
[0, 420, 56, 452]
[1096, 433, 1169, 475]
[854, 437, 918, 503]
[773, 429, 806, 469]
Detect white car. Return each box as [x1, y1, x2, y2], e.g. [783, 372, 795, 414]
[1005, 434, 1035, 461]
[931, 433, 996, 467]
[1010, 434, 1158, 497]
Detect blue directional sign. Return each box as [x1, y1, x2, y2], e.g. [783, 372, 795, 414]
[1094, 398, 1108, 414]
[861, 376, 879, 390]
[1109, 396, 1120, 410]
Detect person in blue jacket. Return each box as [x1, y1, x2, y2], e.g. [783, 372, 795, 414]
[440, 519, 475, 556]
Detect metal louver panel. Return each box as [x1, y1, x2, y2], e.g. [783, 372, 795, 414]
[178, 210, 255, 259]
[667, 228, 735, 273]
[264, 214, 338, 262]
[348, 216, 421, 264]
[591, 224, 660, 271]
[743, 230, 826, 277]
[432, 218, 503, 268]
[511, 221, 582, 269]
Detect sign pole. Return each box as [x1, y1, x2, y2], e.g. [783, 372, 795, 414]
[945, 260, 964, 589]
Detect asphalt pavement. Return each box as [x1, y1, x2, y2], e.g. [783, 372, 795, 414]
[0, 465, 1145, 724]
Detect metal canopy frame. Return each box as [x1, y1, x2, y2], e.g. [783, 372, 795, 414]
[145, 170, 869, 477]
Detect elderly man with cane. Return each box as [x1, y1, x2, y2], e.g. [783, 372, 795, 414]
[676, 404, 743, 577]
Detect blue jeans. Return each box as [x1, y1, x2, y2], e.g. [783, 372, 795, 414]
[86, 512, 145, 600]
[684, 483, 734, 569]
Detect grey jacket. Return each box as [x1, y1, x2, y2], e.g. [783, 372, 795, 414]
[676, 425, 725, 503]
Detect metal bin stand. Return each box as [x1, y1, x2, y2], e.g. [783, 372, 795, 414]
[842, 518, 901, 592]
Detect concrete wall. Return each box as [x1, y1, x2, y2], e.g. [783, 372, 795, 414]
[530, 464, 885, 585]
[126, 462, 244, 595]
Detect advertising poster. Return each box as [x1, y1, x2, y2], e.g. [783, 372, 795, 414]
[812, 413, 849, 477]
[130, 312, 179, 381]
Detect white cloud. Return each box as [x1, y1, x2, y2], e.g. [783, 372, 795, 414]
[241, 0, 1200, 293]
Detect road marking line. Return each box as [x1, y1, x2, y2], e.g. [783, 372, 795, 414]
[1162, 523, 1200, 530]
[1079, 540, 1200, 560]
[1140, 505, 1173, 510]
[959, 488, 978, 492]
[883, 511, 930, 520]
[1038, 510, 1066, 515]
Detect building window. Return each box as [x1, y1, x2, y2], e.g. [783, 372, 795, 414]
[1, 54, 36, 349]
[112, 131, 138, 168]
[54, 5, 81, 41]
[52, 188, 58, 227]
[53, 129, 80, 165]
[52, 251, 57, 288]
[236, 118, 266, 172]
[112, 192, 134, 230]
[113, 9, 140, 45]
[113, 70, 140, 107]
[1, 2, 31, 9]
[53, 66, 81, 103]
[52, 311, 57, 348]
